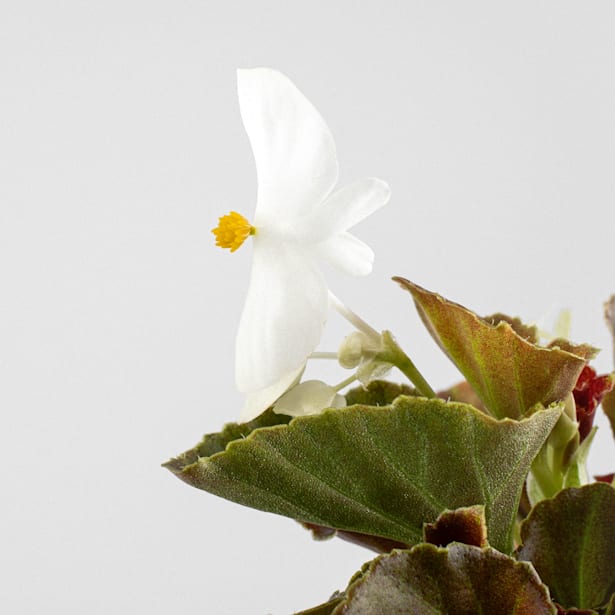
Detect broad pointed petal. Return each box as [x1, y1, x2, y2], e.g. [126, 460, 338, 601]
[235, 237, 328, 392]
[239, 366, 303, 423]
[237, 68, 338, 224]
[314, 231, 375, 276]
[301, 178, 390, 242]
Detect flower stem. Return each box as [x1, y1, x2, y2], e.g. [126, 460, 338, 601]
[328, 292, 380, 341]
[333, 373, 358, 393]
[309, 351, 339, 360]
[378, 332, 436, 398]
[327, 292, 436, 398]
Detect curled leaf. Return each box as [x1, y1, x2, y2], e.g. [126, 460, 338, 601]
[334, 544, 556, 614]
[395, 278, 589, 419]
[423, 505, 488, 548]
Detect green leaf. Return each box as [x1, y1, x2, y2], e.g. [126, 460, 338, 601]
[294, 595, 344, 615]
[438, 380, 488, 413]
[295, 569, 368, 615]
[562, 427, 597, 489]
[333, 543, 556, 614]
[344, 380, 415, 406]
[602, 389, 615, 443]
[394, 278, 589, 419]
[527, 400, 594, 507]
[165, 397, 560, 554]
[167, 408, 291, 464]
[518, 483, 615, 610]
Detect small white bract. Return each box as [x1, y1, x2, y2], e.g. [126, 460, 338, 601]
[272, 380, 346, 417]
[214, 68, 390, 421]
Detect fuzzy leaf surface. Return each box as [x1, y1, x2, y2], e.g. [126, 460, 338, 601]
[165, 397, 560, 553]
[602, 389, 615, 443]
[172, 408, 291, 463]
[344, 380, 415, 406]
[295, 595, 344, 615]
[333, 543, 556, 614]
[518, 483, 615, 610]
[395, 278, 588, 419]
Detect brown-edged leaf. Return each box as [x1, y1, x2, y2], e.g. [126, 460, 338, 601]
[423, 504, 488, 548]
[332, 544, 556, 614]
[394, 278, 589, 419]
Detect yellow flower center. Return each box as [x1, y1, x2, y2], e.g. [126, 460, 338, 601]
[211, 211, 255, 252]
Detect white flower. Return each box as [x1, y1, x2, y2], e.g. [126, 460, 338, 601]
[212, 68, 390, 422]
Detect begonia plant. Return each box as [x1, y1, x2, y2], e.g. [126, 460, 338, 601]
[166, 68, 615, 614]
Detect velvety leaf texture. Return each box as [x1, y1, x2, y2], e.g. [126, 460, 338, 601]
[165, 397, 560, 553]
[602, 389, 615, 443]
[395, 278, 587, 419]
[344, 380, 415, 406]
[295, 595, 344, 615]
[168, 408, 290, 463]
[333, 544, 556, 614]
[518, 483, 615, 611]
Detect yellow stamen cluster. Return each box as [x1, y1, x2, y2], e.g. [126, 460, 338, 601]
[211, 211, 255, 252]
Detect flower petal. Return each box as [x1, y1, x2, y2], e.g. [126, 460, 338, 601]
[235, 237, 328, 392]
[313, 231, 375, 276]
[239, 365, 303, 423]
[272, 380, 346, 417]
[300, 178, 390, 243]
[237, 68, 339, 225]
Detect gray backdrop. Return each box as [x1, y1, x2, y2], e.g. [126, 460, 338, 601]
[3, 1, 615, 613]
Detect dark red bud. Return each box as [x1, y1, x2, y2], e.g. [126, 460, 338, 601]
[573, 366, 614, 442]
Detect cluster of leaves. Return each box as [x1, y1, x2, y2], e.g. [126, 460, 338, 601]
[165, 281, 615, 613]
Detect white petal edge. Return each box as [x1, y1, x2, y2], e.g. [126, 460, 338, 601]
[313, 231, 375, 276]
[239, 365, 303, 423]
[272, 380, 347, 417]
[299, 178, 391, 243]
[235, 237, 329, 392]
[237, 68, 339, 225]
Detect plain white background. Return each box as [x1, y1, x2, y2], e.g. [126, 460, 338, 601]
[3, 1, 615, 613]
